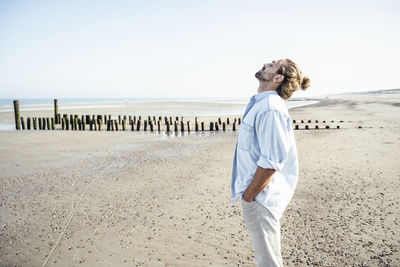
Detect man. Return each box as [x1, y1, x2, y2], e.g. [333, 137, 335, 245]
[231, 59, 310, 266]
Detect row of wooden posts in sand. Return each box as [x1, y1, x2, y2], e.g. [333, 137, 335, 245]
[12, 99, 343, 132]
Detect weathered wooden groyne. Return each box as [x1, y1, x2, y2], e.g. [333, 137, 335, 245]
[12, 99, 345, 132]
[12, 99, 243, 132]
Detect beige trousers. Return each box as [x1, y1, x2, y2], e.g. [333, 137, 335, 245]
[241, 200, 283, 267]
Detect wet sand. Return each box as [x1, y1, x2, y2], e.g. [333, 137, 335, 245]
[0, 91, 399, 266]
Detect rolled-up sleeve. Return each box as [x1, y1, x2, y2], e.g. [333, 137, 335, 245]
[255, 110, 291, 171]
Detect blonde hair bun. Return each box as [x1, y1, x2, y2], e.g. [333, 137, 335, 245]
[301, 76, 310, 90]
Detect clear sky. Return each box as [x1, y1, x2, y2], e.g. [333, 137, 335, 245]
[0, 0, 399, 99]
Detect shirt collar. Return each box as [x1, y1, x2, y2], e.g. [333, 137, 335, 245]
[254, 90, 278, 103]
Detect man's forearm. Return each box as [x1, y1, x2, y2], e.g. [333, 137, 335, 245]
[243, 166, 276, 202]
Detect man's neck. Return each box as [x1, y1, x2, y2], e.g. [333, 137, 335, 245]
[257, 81, 276, 93]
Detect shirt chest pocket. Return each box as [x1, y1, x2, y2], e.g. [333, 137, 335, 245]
[238, 122, 253, 151]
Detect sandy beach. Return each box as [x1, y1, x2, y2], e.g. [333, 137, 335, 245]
[0, 91, 399, 266]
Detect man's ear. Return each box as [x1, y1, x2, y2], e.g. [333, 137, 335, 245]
[274, 74, 284, 84]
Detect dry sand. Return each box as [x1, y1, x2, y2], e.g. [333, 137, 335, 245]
[0, 91, 399, 266]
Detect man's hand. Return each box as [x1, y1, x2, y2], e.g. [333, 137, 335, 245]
[242, 166, 276, 202]
[242, 190, 255, 202]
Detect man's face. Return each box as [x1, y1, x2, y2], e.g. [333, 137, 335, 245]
[255, 60, 282, 82]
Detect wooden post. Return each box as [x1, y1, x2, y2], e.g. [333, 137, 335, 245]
[293, 119, 296, 123]
[180, 121, 184, 132]
[82, 119, 86, 131]
[33, 117, 37, 130]
[122, 119, 126, 131]
[227, 118, 230, 125]
[118, 115, 121, 125]
[98, 119, 102, 131]
[90, 120, 93, 131]
[144, 120, 148, 131]
[149, 121, 153, 132]
[129, 115, 132, 124]
[232, 122, 236, 131]
[130, 120, 134, 131]
[136, 120, 141, 131]
[13, 100, 20, 130]
[223, 122, 226, 131]
[157, 120, 160, 132]
[104, 115, 107, 124]
[51, 118, 55, 130]
[174, 121, 178, 132]
[295, 125, 299, 130]
[337, 125, 340, 129]
[305, 125, 309, 130]
[54, 99, 59, 124]
[215, 122, 219, 131]
[71, 117, 74, 130]
[210, 122, 214, 131]
[315, 125, 319, 129]
[78, 118, 82, 130]
[61, 118, 65, 130]
[218, 118, 221, 124]
[70, 115, 73, 129]
[38, 117, 42, 130]
[166, 121, 170, 132]
[301, 120, 304, 123]
[238, 118, 241, 125]
[114, 120, 118, 131]
[111, 120, 114, 131]
[65, 118, 69, 130]
[315, 120, 318, 123]
[21, 117, 25, 130]
[187, 121, 190, 132]
[106, 120, 110, 131]
[169, 117, 172, 124]
[201, 122, 204, 131]
[46, 117, 51, 130]
[27, 117, 31, 130]
[195, 122, 198, 131]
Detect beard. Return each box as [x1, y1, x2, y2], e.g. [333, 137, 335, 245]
[255, 71, 271, 82]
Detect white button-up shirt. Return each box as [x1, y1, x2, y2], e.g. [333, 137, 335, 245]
[231, 90, 299, 221]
